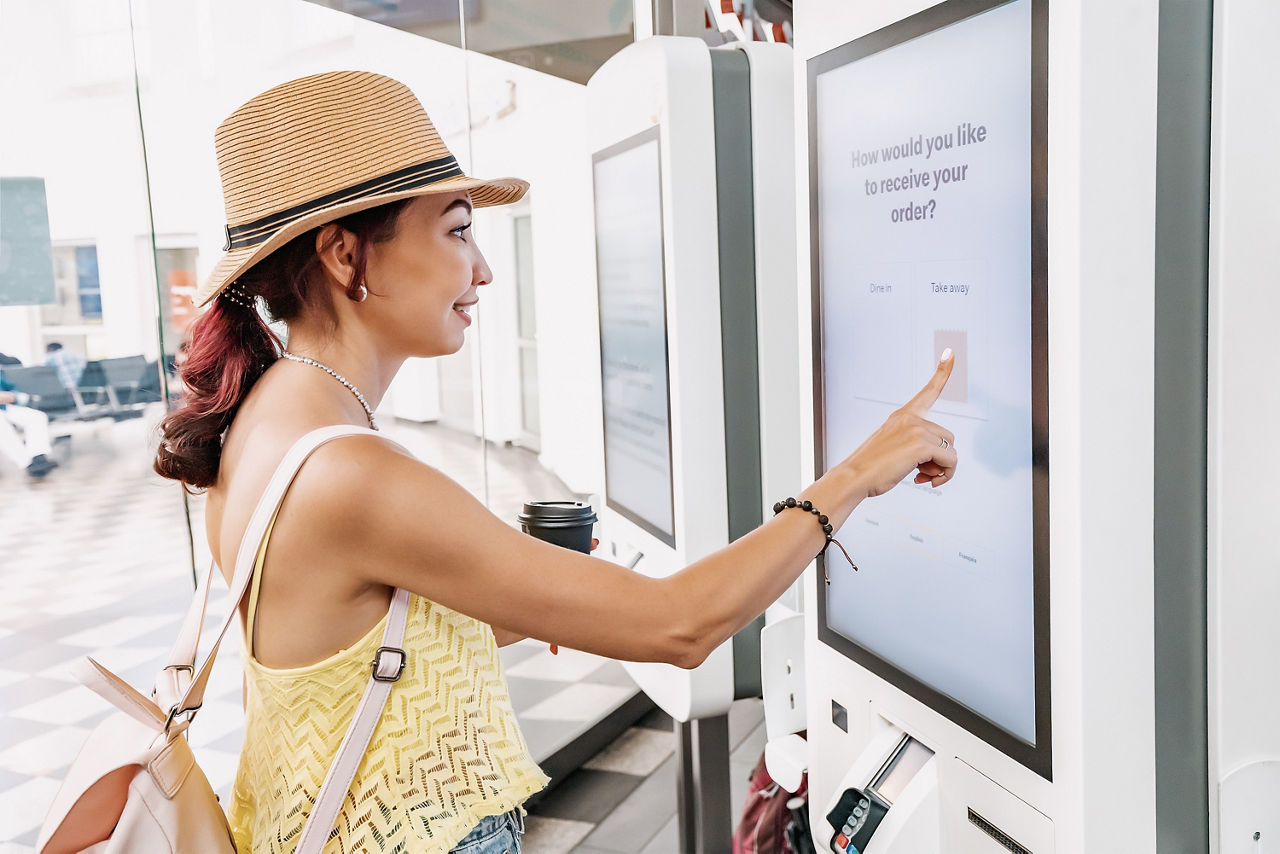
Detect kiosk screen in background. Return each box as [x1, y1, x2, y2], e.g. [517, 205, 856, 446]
[594, 131, 676, 546]
[816, 0, 1036, 743]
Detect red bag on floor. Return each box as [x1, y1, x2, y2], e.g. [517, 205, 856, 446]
[733, 753, 810, 854]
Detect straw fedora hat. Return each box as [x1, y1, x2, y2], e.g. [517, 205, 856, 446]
[194, 70, 528, 307]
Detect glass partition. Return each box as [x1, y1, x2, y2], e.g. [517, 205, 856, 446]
[461, 47, 607, 523]
[129, 0, 489, 522]
[0, 3, 650, 846]
[298, 0, 631, 521]
[0, 0, 188, 570]
[121, 0, 628, 600]
[0, 4, 198, 847]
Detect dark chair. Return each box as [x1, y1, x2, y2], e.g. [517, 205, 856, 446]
[76, 361, 111, 408]
[1, 366, 81, 420]
[134, 360, 164, 404]
[97, 356, 151, 408]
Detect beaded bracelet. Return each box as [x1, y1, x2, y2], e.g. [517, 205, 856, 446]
[772, 497, 858, 584]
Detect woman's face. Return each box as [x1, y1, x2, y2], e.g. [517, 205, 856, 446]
[363, 191, 492, 357]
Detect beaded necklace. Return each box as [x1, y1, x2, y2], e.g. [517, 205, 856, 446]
[281, 351, 378, 431]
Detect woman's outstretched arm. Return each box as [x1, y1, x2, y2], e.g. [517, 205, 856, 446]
[293, 355, 955, 667]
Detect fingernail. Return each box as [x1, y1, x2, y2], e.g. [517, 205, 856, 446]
[940, 347, 953, 363]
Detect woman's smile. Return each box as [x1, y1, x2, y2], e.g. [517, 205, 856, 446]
[452, 299, 477, 326]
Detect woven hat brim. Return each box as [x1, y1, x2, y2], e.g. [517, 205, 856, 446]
[194, 174, 528, 307]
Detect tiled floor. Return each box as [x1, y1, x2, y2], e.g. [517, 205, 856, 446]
[525, 701, 768, 853]
[0, 407, 765, 852]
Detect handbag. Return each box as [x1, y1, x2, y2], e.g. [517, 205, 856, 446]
[733, 752, 812, 854]
[37, 425, 411, 854]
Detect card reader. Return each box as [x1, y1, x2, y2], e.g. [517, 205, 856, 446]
[825, 787, 890, 853]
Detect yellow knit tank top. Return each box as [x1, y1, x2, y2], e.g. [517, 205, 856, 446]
[228, 516, 549, 853]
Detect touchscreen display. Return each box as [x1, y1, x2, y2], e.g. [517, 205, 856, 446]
[815, 0, 1040, 745]
[594, 128, 677, 546]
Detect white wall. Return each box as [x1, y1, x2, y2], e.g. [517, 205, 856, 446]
[0, 309, 42, 366]
[465, 51, 605, 494]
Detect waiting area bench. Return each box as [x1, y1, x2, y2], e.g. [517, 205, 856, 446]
[1, 356, 165, 423]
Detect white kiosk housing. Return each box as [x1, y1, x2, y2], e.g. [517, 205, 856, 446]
[1207, 0, 1280, 848]
[588, 36, 798, 852]
[774, 0, 1276, 851]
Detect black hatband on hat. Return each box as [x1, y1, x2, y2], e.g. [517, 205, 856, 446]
[222, 154, 464, 252]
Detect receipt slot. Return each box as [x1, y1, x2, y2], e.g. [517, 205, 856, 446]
[589, 36, 798, 853]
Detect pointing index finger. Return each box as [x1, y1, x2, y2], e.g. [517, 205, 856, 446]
[905, 348, 955, 414]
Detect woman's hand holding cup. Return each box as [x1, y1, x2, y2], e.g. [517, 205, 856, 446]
[845, 349, 958, 499]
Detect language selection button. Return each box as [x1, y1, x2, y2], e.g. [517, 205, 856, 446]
[953, 542, 985, 570]
[894, 519, 942, 562]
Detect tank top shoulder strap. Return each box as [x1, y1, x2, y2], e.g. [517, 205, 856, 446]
[238, 425, 411, 658]
[243, 510, 280, 657]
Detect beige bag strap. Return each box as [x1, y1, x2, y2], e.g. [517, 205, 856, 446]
[157, 425, 414, 851]
[170, 425, 395, 720]
[296, 586, 411, 854]
[152, 557, 219, 714]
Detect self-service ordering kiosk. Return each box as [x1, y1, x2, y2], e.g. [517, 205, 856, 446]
[772, 0, 1277, 851]
[588, 36, 799, 852]
[801, 2, 1053, 850]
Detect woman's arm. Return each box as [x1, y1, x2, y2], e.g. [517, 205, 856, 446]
[490, 627, 528, 647]
[490, 537, 602, 647]
[296, 356, 955, 668]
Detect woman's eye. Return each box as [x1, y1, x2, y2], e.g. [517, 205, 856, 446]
[451, 222, 472, 238]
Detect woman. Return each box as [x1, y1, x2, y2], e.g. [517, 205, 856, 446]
[155, 71, 956, 853]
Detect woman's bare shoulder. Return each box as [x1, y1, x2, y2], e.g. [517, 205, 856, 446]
[285, 430, 422, 512]
[223, 429, 426, 584]
[209, 405, 412, 569]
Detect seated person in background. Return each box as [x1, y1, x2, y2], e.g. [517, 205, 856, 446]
[0, 373, 58, 478]
[45, 342, 85, 391]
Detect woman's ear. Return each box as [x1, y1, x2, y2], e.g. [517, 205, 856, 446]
[315, 223, 359, 291]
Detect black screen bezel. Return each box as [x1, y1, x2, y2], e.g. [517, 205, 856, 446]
[808, 0, 1052, 780]
[593, 125, 679, 549]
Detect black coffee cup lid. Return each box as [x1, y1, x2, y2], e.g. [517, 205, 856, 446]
[518, 501, 597, 528]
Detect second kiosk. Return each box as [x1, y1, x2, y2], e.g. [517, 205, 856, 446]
[588, 35, 799, 853]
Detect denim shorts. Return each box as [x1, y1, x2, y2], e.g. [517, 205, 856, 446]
[448, 809, 525, 854]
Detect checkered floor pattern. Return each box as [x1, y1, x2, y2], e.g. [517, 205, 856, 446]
[0, 409, 664, 852]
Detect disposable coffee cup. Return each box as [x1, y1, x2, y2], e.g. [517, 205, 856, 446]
[517, 501, 597, 553]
